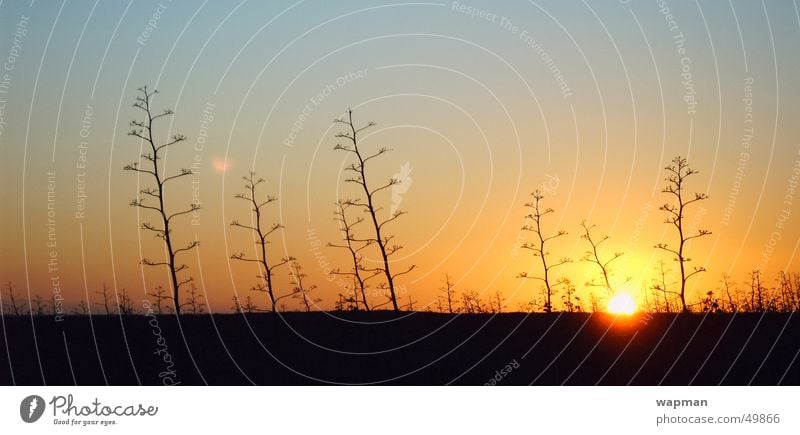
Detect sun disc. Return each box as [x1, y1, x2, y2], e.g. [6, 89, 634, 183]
[608, 292, 636, 314]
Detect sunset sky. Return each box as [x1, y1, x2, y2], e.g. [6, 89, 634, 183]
[2, 0, 800, 313]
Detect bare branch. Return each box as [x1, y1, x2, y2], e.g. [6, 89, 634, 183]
[230, 253, 261, 263]
[130, 200, 162, 214]
[123, 163, 156, 177]
[141, 258, 169, 267]
[230, 220, 258, 232]
[173, 240, 200, 256]
[167, 203, 200, 222]
[154, 134, 185, 152]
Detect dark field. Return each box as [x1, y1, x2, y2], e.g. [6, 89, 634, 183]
[1, 312, 798, 385]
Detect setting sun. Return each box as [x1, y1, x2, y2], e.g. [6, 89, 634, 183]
[608, 293, 637, 315]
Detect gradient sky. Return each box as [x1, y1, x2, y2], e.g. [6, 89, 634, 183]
[2, 0, 800, 313]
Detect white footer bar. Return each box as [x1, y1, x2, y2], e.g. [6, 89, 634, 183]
[1, 387, 797, 434]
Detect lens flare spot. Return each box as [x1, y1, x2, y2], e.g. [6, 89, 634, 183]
[213, 156, 232, 173]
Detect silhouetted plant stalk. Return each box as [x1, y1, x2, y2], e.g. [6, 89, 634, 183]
[242, 296, 259, 313]
[518, 190, 571, 312]
[32, 295, 45, 316]
[328, 200, 380, 311]
[490, 290, 505, 313]
[650, 260, 677, 313]
[438, 273, 457, 313]
[148, 285, 173, 315]
[289, 261, 319, 312]
[333, 109, 415, 311]
[655, 156, 711, 312]
[116, 288, 136, 315]
[334, 292, 360, 311]
[580, 221, 625, 295]
[749, 270, 765, 312]
[3, 281, 23, 316]
[230, 172, 294, 312]
[700, 290, 721, 312]
[95, 283, 112, 315]
[460, 289, 486, 314]
[720, 273, 738, 312]
[182, 282, 206, 315]
[231, 296, 243, 314]
[430, 280, 505, 314]
[124, 86, 199, 317]
[74, 300, 89, 315]
[560, 278, 581, 312]
[775, 271, 800, 311]
[405, 296, 417, 311]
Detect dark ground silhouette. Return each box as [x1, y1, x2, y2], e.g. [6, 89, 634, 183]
[1, 312, 798, 385]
